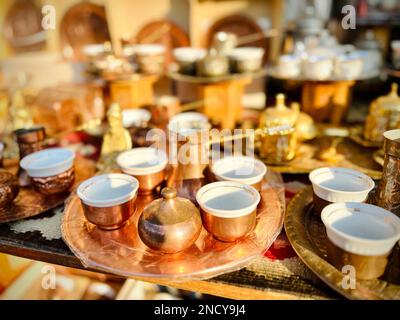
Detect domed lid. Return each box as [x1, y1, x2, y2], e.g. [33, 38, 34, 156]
[259, 94, 299, 128]
[141, 187, 199, 226]
[374, 83, 400, 112]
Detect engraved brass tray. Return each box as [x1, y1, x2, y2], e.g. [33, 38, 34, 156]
[266, 138, 382, 179]
[285, 186, 400, 300]
[61, 184, 284, 281]
[0, 157, 96, 224]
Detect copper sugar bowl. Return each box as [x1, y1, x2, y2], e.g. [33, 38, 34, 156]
[138, 187, 202, 253]
[0, 169, 19, 209]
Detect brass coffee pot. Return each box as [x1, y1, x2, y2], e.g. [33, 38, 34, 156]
[258, 94, 299, 164]
[364, 83, 400, 144]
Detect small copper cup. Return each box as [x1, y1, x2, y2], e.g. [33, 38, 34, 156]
[0, 169, 19, 209]
[321, 202, 400, 280]
[77, 173, 139, 230]
[20, 148, 75, 195]
[14, 126, 46, 187]
[211, 156, 267, 191]
[196, 181, 260, 242]
[309, 167, 375, 216]
[117, 148, 168, 195]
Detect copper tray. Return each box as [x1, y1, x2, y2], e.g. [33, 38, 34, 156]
[61, 185, 284, 281]
[285, 186, 400, 300]
[60, 2, 111, 60]
[0, 157, 96, 224]
[266, 138, 382, 179]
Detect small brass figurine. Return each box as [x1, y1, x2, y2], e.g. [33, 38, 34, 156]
[100, 103, 132, 169]
[10, 90, 34, 130]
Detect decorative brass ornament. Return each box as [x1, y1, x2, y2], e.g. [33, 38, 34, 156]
[364, 83, 400, 144]
[100, 103, 132, 170]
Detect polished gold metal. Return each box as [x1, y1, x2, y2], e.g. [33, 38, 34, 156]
[285, 186, 400, 299]
[100, 103, 132, 169]
[364, 83, 400, 144]
[138, 187, 202, 253]
[30, 166, 75, 195]
[10, 90, 34, 130]
[326, 240, 390, 280]
[258, 94, 299, 164]
[61, 185, 284, 280]
[82, 195, 137, 231]
[264, 134, 382, 180]
[0, 169, 19, 209]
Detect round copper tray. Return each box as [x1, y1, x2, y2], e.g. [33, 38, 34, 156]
[62, 185, 284, 280]
[285, 187, 400, 300]
[0, 157, 96, 224]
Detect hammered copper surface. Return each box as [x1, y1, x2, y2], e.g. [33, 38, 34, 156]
[0, 170, 19, 209]
[61, 186, 283, 280]
[31, 167, 75, 195]
[0, 157, 96, 224]
[285, 186, 400, 300]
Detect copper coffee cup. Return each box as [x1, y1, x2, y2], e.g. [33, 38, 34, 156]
[196, 181, 260, 242]
[77, 174, 139, 230]
[20, 148, 76, 195]
[211, 156, 267, 192]
[322, 202, 400, 280]
[117, 148, 168, 195]
[309, 167, 375, 216]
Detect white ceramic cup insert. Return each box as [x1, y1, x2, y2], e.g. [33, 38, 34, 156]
[309, 167, 375, 203]
[20, 148, 75, 178]
[77, 173, 139, 208]
[321, 202, 400, 256]
[116, 148, 168, 176]
[211, 156, 267, 186]
[277, 54, 301, 78]
[303, 55, 334, 80]
[196, 181, 260, 218]
[173, 47, 206, 62]
[121, 108, 151, 128]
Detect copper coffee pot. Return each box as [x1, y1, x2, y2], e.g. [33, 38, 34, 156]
[166, 121, 210, 203]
